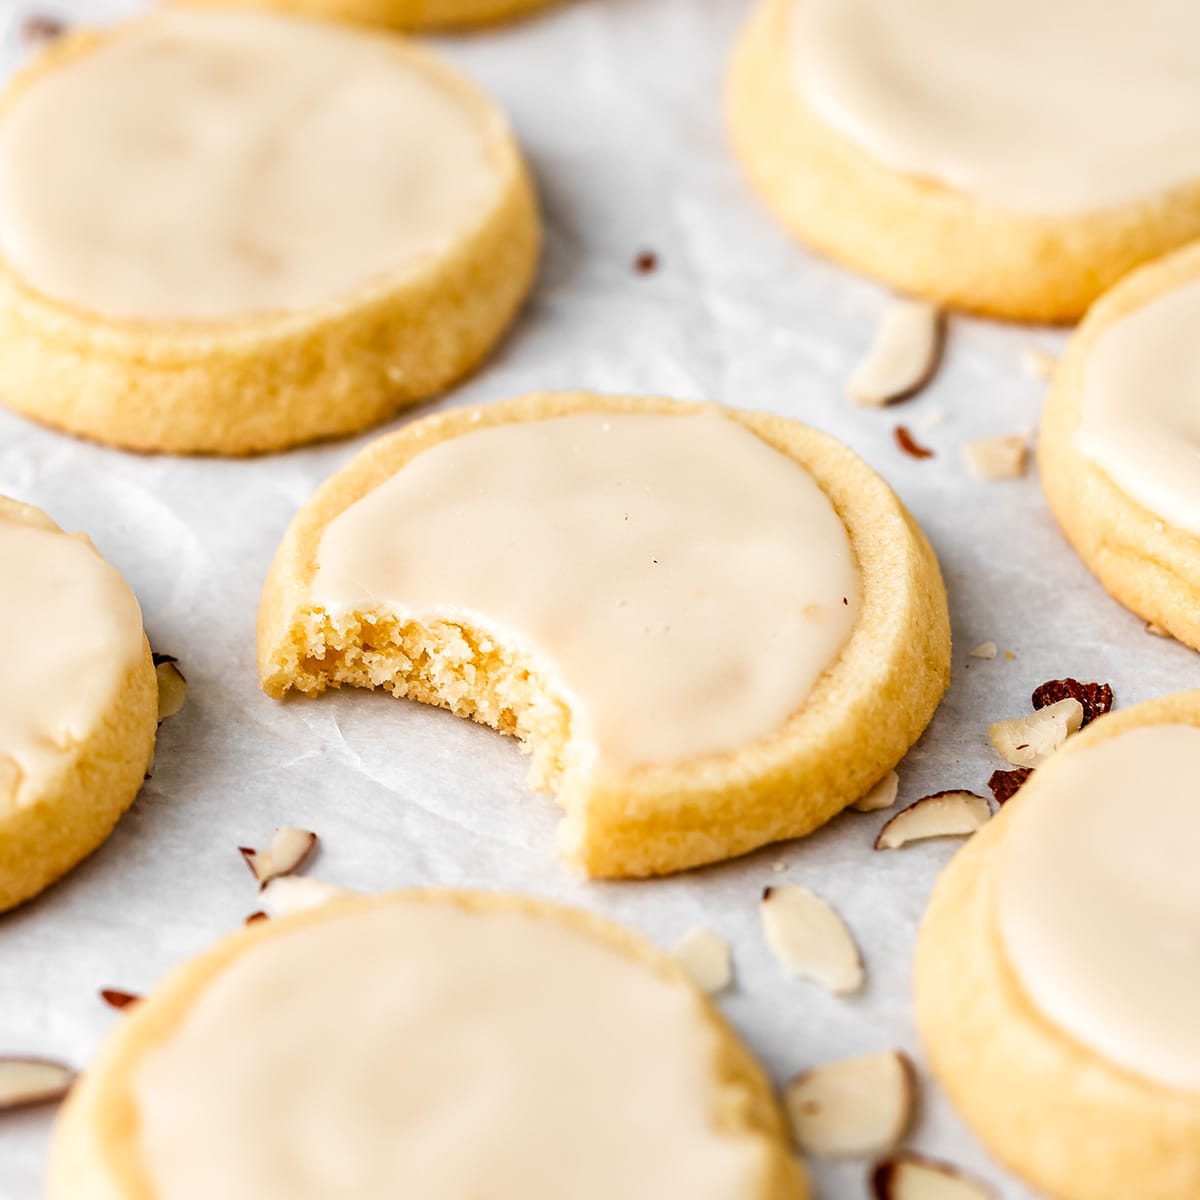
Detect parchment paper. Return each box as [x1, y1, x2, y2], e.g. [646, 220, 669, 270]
[1, 2, 1194, 1196]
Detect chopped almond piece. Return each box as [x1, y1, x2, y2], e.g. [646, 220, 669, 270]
[989, 697, 1083, 767]
[1031, 678, 1113, 727]
[874, 792, 991, 850]
[962, 434, 1028, 481]
[785, 1050, 914, 1159]
[100, 989, 139, 1011]
[851, 770, 900, 812]
[987, 767, 1032, 804]
[968, 641, 997, 660]
[760, 885, 863, 996]
[670, 927, 732, 995]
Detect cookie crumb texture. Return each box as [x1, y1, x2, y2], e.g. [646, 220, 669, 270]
[259, 392, 951, 878]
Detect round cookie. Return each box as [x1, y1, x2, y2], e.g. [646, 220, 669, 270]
[0, 496, 157, 911]
[258, 391, 951, 878]
[1040, 241, 1200, 649]
[727, 0, 1200, 322]
[177, 0, 562, 32]
[0, 10, 539, 455]
[48, 888, 808, 1199]
[915, 693, 1200, 1200]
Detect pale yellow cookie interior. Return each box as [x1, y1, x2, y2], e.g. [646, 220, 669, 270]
[258, 392, 951, 878]
[915, 693, 1200, 1200]
[47, 890, 808, 1200]
[727, 0, 1200, 322]
[0, 496, 157, 911]
[1040, 240, 1200, 648]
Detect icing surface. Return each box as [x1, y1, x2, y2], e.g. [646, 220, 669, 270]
[0, 10, 502, 320]
[1078, 277, 1200, 536]
[0, 499, 145, 810]
[134, 900, 774, 1199]
[998, 724, 1200, 1090]
[311, 410, 861, 770]
[790, 0, 1200, 214]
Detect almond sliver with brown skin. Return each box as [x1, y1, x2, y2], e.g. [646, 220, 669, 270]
[989, 697, 1083, 767]
[785, 1050, 914, 1159]
[0, 1058, 74, 1111]
[872, 1153, 994, 1199]
[874, 792, 991, 850]
[760, 885, 863, 995]
[240, 828, 317, 888]
[848, 300, 945, 407]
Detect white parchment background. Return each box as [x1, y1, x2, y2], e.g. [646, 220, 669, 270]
[1, 1, 1196, 1196]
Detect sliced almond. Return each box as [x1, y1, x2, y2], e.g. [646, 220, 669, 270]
[962, 434, 1028, 481]
[760, 885, 863, 996]
[1021, 346, 1056, 381]
[989, 697, 1083, 767]
[0, 1057, 74, 1111]
[968, 641, 998, 660]
[851, 770, 899, 812]
[785, 1050, 914, 1159]
[872, 1153, 993, 1199]
[240, 827, 317, 889]
[100, 989, 140, 1011]
[875, 791, 990, 850]
[670, 927, 732, 995]
[848, 300, 945, 407]
[154, 658, 188, 722]
[259, 875, 349, 919]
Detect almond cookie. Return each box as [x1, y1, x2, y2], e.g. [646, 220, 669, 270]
[1039, 241, 1200, 648]
[258, 392, 951, 878]
[915, 693, 1200, 1200]
[178, 0, 561, 31]
[727, 0, 1200, 322]
[0, 10, 539, 455]
[48, 889, 808, 1200]
[0, 497, 157, 911]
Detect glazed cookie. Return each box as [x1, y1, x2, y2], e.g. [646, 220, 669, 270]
[915, 693, 1200, 1200]
[1040, 242, 1200, 649]
[0, 10, 539, 455]
[48, 889, 808, 1199]
[258, 392, 950, 878]
[727, 0, 1200, 322]
[0, 497, 157, 911]
[177, 0, 562, 32]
